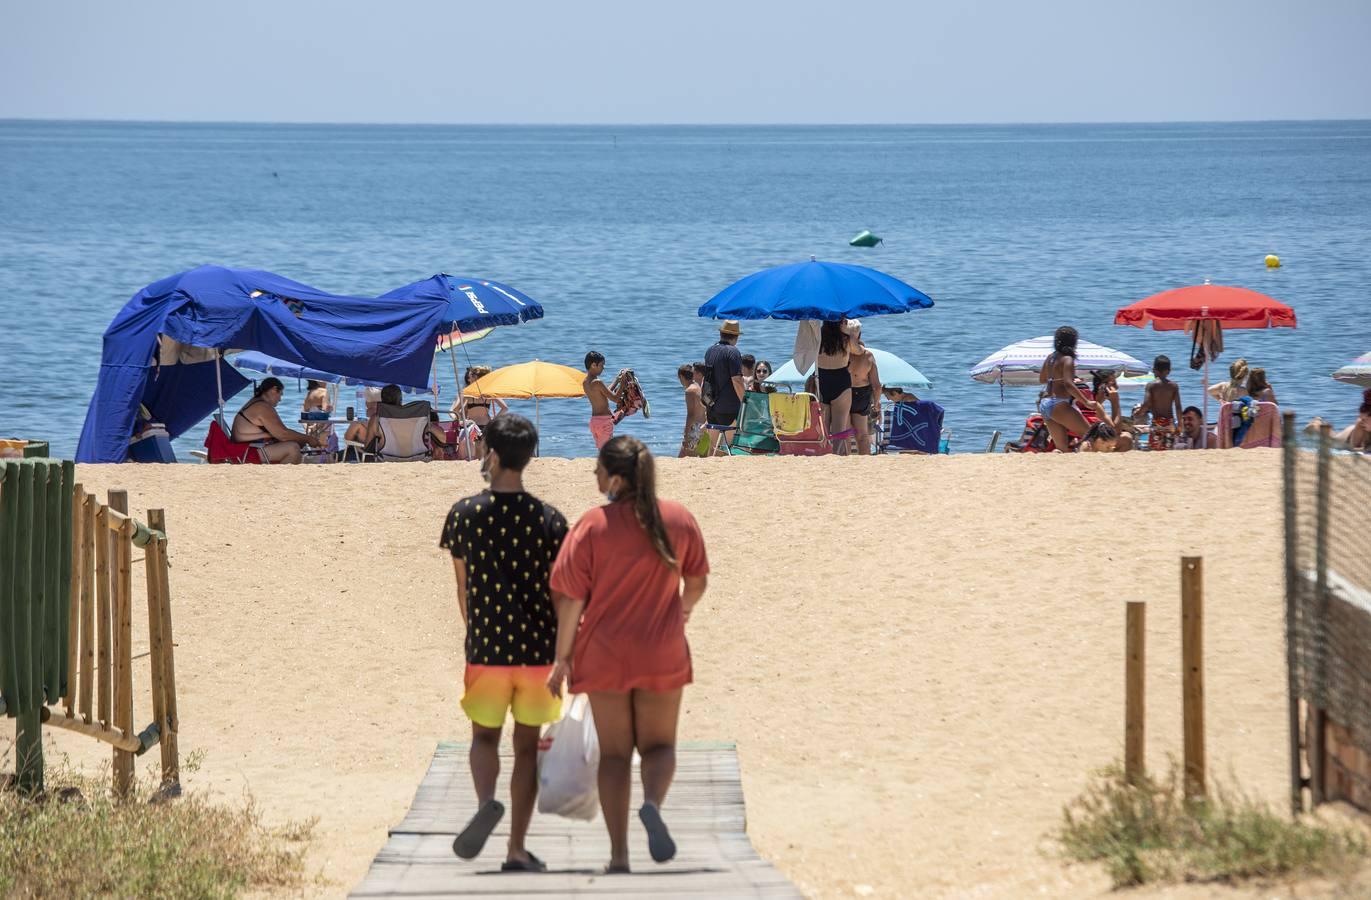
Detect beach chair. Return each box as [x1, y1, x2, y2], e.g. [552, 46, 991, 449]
[879, 401, 946, 454]
[724, 391, 780, 455]
[770, 392, 853, 456]
[204, 415, 268, 464]
[374, 401, 434, 462]
[1218, 400, 1282, 448]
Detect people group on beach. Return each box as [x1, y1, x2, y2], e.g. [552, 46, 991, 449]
[229, 315, 1351, 463]
[441, 416, 708, 873]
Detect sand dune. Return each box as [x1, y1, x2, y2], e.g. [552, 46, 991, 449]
[32, 451, 1310, 897]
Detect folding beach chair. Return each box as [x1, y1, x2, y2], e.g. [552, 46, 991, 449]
[204, 414, 268, 464]
[879, 401, 947, 455]
[770, 392, 854, 456]
[723, 391, 780, 456]
[374, 401, 434, 462]
[1218, 400, 1282, 448]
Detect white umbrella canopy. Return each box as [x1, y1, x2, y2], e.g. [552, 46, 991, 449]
[969, 335, 1150, 386]
[1331, 352, 1371, 388]
[770, 346, 933, 390]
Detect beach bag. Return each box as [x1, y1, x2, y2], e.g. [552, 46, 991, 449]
[699, 366, 717, 409]
[536, 695, 600, 820]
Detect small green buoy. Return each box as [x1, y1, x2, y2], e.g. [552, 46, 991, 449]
[849, 230, 882, 248]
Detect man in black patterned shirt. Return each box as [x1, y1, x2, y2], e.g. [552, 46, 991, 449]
[439, 414, 568, 871]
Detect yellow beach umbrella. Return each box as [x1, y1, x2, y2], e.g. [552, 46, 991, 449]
[462, 360, 585, 435]
[462, 360, 586, 399]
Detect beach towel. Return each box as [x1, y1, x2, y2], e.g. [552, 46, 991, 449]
[1229, 396, 1258, 446]
[769, 393, 811, 435]
[610, 368, 649, 423]
[888, 401, 945, 454]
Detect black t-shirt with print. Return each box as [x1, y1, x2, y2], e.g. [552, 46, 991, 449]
[439, 490, 568, 666]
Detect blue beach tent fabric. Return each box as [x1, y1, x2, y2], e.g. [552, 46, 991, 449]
[698, 259, 934, 321]
[76, 266, 459, 463]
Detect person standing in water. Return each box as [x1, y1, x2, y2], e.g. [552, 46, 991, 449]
[846, 322, 882, 455]
[1037, 326, 1102, 452]
[547, 436, 710, 873]
[583, 351, 621, 450]
[676, 363, 706, 457]
[442, 414, 568, 872]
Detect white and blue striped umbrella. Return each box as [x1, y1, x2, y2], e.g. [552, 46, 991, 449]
[969, 335, 1149, 386]
[768, 346, 932, 390]
[1331, 351, 1371, 387]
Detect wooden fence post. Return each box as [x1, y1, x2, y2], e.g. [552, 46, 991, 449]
[1310, 423, 1332, 805]
[79, 493, 95, 724]
[1182, 556, 1206, 800]
[108, 489, 135, 799]
[1125, 601, 1146, 784]
[65, 483, 84, 718]
[146, 509, 179, 791]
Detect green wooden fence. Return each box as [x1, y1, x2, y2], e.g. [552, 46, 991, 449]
[0, 458, 75, 794]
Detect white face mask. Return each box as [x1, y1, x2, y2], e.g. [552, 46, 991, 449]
[479, 451, 493, 484]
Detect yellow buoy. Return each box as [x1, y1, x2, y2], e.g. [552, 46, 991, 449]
[1265, 254, 1281, 268]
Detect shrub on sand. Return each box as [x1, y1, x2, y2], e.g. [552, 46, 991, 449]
[0, 750, 315, 899]
[1058, 762, 1365, 888]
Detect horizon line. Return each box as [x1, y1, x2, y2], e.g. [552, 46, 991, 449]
[2, 115, 1369, 129]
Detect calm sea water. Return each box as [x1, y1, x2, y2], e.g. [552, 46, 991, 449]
[2, 120, 1369, 460]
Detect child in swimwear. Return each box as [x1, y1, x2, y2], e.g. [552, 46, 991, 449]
[1134, 355, 1182, 450]
[584, 351, 617, 449]
[677, 364, 706, 457]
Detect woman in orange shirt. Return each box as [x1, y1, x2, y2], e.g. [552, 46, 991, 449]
[547, 436, 710, 873]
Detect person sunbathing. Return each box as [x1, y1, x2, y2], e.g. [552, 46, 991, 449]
[1078, 421, 1120, 453]
[1306, 389, 1371, 451]
[231, 377, 324, 463]
[882, 386, 920, 404]
[1177, 406, 1214, 449]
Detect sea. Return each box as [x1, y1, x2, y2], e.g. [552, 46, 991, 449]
[2, 119, 1369, 460]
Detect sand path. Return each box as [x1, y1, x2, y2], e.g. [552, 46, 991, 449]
[33, 452, 1309, 897]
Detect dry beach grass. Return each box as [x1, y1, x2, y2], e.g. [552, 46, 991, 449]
[19, 450, 1360, 897]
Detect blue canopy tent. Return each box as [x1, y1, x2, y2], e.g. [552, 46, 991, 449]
[76, 267, 542, 463]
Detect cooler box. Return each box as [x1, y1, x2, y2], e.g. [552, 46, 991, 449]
[128, 426, 177, 463]
[0, 439, 49, 459]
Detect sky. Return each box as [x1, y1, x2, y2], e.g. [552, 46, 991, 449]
[2, 0, 1369, 124]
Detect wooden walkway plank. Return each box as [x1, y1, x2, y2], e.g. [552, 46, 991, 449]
[351, 741, 799, 899]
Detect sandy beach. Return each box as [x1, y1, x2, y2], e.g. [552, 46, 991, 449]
[23, 451, 1329, 897]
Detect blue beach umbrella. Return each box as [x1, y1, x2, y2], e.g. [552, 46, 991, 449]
[697, 258, 933, 321]
[769, 347, 932, 390]
[381, 273, 544, 332]
[228, 351, 428, 392]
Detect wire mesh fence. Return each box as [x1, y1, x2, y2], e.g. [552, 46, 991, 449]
[1285, 413, 1371, 813]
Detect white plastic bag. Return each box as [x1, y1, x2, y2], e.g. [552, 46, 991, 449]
[536, 694, 600, 820]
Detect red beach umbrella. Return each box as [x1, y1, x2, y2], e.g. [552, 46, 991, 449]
[1114, 283, 1296, 332]
[1114, 282, 1296, 426]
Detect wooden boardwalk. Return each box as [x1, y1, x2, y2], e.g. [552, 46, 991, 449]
[351, 741, 799, 899]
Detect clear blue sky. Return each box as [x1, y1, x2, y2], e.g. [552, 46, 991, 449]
[3, 0, 1369, 124]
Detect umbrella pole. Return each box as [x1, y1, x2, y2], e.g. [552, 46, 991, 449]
[1203, 354, 1210, 432]
[215, 351, 225, 414]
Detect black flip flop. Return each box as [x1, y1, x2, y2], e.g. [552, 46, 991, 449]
[638, 802, 677, 863]
[501, 852, 547, 873]
[452, 799, 505, 860]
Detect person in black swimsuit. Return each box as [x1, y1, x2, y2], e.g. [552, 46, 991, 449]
[815, 320, 855, 455]
[231, 377, 323, 464]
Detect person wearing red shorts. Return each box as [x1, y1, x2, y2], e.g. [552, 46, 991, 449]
[439, 414, 568, 872]
[546, 435, 710, 873]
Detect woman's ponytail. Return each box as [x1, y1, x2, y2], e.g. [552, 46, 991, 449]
[600, 435, 677, 568]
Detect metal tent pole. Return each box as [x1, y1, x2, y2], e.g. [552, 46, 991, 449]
[215, 352, 225, 415]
